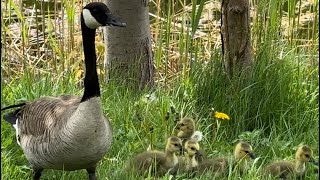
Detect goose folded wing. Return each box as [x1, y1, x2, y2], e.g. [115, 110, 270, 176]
[17, 95, 81, 136]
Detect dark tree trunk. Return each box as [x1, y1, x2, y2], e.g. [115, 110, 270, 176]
[221, 0, 251, 75]
[104, 0, 154, 89]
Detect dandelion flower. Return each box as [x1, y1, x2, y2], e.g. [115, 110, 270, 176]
[214, 111, 230, 120]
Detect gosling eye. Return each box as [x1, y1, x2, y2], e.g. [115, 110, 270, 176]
[244, 150, 249, 153]
[305, 154, 310, 158]
[174, 144, 179, 147]
[190, 147, 195, 151]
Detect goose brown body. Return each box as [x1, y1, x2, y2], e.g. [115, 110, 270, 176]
[1, 2, 126, 179]
[18, 95, 112, 171]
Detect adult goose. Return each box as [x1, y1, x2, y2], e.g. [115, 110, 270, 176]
[1, 2, 126, 180]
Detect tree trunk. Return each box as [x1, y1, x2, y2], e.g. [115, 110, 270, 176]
[104, 0, 154, 89]
[221, 0, 251, 75]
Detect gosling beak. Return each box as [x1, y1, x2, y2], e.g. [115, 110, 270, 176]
[248, 152, 256, 159]
[106, 13, 126, 27]
[309, 158, 319, 166]
[196, 150, 203, 157]
[179, 146, 183, 153]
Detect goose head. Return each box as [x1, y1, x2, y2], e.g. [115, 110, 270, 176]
[82, 2, 126, 29]
[165, 136, 183, 153]
[234, 141, 256, 161]
[176, 117, 195, 139]
[184, 140, 200, 157]
[295, 145, 318, 165]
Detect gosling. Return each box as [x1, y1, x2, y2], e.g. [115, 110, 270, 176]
[126, 136, 183, 177]
[264, 144, 318, 179]
[193, 141, 256, 176]
[170, 139, 201, 177]
[176, 117, 206, 162]
[176, 117, 196, 140]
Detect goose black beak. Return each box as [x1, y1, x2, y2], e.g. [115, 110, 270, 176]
[106, 14, 126, 27]
[175, 124, 181, 130]
[248, 152, 256, 159]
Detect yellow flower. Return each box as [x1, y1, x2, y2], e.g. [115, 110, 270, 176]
[214, 111, 230, 120]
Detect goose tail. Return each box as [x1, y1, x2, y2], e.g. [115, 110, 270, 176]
[1, 102, 26, 111]
[1, 103, 25, 127]
[2, 109, 21, 126]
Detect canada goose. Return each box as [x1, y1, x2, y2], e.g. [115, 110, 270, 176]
[175, 139, 201, 172]
[176, 117, 196, 139]
[193, 141, 256, 176]
[1, 2, 126, 180]
[168, 139, 202, 178]
[264, 145, 318, 179]
[176, 117, 206, 162]
[184, 140, 201, 170]
[127, 136, 183, 177]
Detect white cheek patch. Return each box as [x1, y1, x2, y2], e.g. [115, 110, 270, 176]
[13, 118, 21, 146]
[82, 9, 102, 29]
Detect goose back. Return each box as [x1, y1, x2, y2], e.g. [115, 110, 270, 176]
[18, 95, 80, 137]
[11, 95, 112, 170]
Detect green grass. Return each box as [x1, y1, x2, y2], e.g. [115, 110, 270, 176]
[1, 0, 319, 179]
[1, 65, 318, 180]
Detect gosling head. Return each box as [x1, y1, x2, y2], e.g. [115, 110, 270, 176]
[184, 140, 200, 157]
[176, 117, 196, 139]
[82, 2, 126, 29]
[295, 145, 318, 165]
[234, 141, 256, 161]
[165, 136, 183, 153]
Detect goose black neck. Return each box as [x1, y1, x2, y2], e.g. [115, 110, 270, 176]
[80, 14, 100, 102]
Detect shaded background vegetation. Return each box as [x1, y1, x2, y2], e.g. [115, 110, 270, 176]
[1, 0, 319, 179]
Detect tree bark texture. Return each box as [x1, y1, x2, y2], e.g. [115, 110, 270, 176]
[221, 0, 251, 74]
[104, 0, 154, 89]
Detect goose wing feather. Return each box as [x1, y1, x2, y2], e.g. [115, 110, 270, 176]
[17, 95, 81, 137]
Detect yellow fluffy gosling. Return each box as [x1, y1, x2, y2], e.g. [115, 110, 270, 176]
[170, 139, 201, 177]
[264, 145, 318, 179]
[193, 141, 256, 176]
[126, 136, 183, 177]
[176, 117, 196, 140]
[176, 117, 205, 162]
